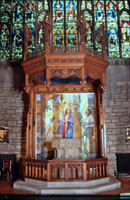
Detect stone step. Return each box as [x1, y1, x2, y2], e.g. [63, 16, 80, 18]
[13, 176, 121, 195]
[24, 177, 110, 188]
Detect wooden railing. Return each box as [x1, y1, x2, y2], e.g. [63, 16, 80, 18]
[25, 158, 108, 182]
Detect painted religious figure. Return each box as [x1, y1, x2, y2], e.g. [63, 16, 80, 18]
[58, 108, 74, 138]
[81, 108, 95, 159]
[36, 93, 97, 160]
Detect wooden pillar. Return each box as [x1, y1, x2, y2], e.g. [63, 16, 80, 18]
[83, 163, 87, 181]
[26, 81, 35, 158]
[96, 88, 103, 157]
[65, 163, 68, 181]
[47, 163, 51, 181]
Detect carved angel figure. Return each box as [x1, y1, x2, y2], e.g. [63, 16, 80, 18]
[39, 11, 52, 43]
[77, 11, 87, 43]
[97, 23, 106, 51]
[23, 24, 32, 60]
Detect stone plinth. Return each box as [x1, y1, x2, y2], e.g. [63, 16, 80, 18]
[13, 176, 121, 195]
[52, 138, 81, 159]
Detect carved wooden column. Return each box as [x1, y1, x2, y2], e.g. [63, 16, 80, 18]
[25, 81, 35, 158]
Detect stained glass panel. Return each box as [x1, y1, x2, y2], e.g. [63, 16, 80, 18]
[84, 10, 93, 50]
[66, 0, 78, 48]
[38, 1, 44, 12]
[0, 0, 6, 12]
[53, 0, 64, 50]
[0, 0, 130, 60]
[44, 0, 49, 10]
[0, 0, 11, 12]
[120, 11, 130, 58]
[106, 0, 119, 58]
[86, 0, 92, 10]
[0, 24, 10, 59]
[0, 0, 11, 60]
[118, 1, 124, 10]
[81, 0, 85, 10]
[94, 0, 105, 52]
[25, 0, 36, 53]
[125, 0, 129, 9]
[12, 0, 24, 59]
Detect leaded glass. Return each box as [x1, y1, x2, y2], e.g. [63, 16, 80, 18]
[38, 1, 44, 11]
[66, 0, 78, 48]
[0, 0, 130, 60]
[0, 0, 11, 12]
[0, 0, 11, 59]
[94, 0, 105, 52]
[81, 0, 85, 10]
[125, 0, 129, 9]
[37, 11, 46, 51]
[86, 0, 92, 10]
[44, 0, 49, 10]
[118, 1, 124, 10]
[120, 11, 130, 58]
[84, 9, 93, 50]
[25, 0, 36, 53]
[0, 24, 10, 59]
[12, 0, 24, 59]
[53, 0, 64, 50]
[1, 12, 11, 23]
[106, 0, 119, 58]
[0, 0, 6, 12]
[81, 1, 92, 12]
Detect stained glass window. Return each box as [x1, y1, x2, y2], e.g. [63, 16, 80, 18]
[66, 0, 78, 49]
[52, 0, 78, 51]
[25, 0, 36, 54]
[120, 10, 130, 58]
[53, 0, 64, 50]
[0, 0, 130, 60]
[0, 0, 11, 60]
[12, 0, 24, 59]
[106, 0, 119, 58]
[84, 6, 93, 50]
[94, 0, 105, 52]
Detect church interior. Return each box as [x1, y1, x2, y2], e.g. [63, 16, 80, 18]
[0, 0, 130, 197]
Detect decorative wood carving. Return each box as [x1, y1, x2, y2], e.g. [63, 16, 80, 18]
[23, 24, 32, 61]
[21, 6, 109, 168]
[97, 23, 107, 52]
[25, 158, 108, 181]
[50, 69, 80, 78]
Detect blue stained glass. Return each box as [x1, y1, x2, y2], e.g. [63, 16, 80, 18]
[0, 0, 130, 60]
[1, 12, 11, 23]
[12, 0, 24, 59]
[44, 0, 48, 10]
[106, 0, 119, 58]
[0, 24, 10, 59]
[125, 0, 129, 9]
[94, 0, 105, 52]
[81, 0, 85, 10]
[66, 0, 77, 47]
[53, 0, 64, 49]
[120, 11, 130, 58]
[0, 0, 11, 59]
[84, 9, 93, 50]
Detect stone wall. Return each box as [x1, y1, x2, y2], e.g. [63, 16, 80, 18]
[103, 58, 130, 175]
[0, 61, 28, 160]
